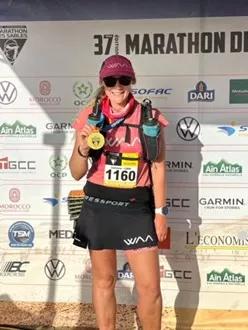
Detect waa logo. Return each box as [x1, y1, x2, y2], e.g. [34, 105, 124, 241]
[123, 235, 153, 246]
[108, 63, 128, 69]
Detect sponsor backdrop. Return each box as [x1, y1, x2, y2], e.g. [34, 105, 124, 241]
[1, 1, 248, 329]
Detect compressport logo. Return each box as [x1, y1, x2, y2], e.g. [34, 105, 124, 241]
[176, 117, 200, 141]
[0, 25, 28, 65]
[0, 81, 17, 104]
[44, 259, 66, 280]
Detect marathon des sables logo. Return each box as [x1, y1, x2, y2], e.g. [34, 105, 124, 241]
[93, 31, 248, 55]
[0, 25, 27, 65]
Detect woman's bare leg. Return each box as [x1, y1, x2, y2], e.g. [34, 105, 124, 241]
[90, 249, 117, 330]
[126, 247, 162, 330]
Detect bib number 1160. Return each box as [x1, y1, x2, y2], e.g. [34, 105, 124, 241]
[105, 169, 136, 182]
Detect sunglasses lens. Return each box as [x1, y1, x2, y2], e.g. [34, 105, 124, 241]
[103, 76, 132, 87]
[103, 77, 117, 87]
[119, 76, 132, 86]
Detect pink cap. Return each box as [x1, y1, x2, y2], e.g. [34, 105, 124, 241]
[99, 55, 135, 81]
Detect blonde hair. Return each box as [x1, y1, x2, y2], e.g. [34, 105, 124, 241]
[85, 85, 106, 108]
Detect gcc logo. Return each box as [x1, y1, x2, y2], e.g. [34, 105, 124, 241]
[44, 259, 66, 280]
[0, 81, 17, 104]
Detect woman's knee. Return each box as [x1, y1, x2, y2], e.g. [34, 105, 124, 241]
[93, 273, 117, 290]
[136, 282, 161, 300]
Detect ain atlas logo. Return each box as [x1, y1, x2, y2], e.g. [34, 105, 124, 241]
[207, 268, 245, 285]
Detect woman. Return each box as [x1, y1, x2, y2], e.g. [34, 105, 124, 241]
[69, 55, 168, 330]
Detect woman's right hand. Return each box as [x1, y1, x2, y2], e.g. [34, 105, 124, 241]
[77, 124, 95, 155]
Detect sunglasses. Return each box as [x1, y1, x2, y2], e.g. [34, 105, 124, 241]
[103, 76, 132, 87]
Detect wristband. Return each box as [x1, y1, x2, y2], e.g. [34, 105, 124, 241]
[78, 146, 89, 158]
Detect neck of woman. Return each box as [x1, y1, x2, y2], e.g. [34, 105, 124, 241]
[111, 101, 128, 113]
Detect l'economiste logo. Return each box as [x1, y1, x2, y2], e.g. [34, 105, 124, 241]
[230, 79, 248, 104]
[185, 230, 248, 251]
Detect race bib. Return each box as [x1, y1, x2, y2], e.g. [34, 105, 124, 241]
[104, 152, 139, 188]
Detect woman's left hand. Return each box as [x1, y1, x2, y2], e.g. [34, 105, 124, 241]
[154, 214, 168, 242]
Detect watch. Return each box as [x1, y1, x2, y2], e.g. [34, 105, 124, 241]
[155, 206, 169, 216]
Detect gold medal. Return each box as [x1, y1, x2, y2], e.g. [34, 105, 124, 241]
[87, 131, 105, 150]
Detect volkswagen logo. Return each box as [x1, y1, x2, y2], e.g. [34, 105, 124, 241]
[44, 259, 66, 280]
[176, 117, 200, 141]
[0, 81, 17, 104]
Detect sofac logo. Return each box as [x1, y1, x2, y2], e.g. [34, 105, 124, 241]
[0, 121, 36, 137]
[203, 159, 242, 176]
[132, 87, 172, 96]
[188, 81, 215, 102]
[207, 268, 245, 285]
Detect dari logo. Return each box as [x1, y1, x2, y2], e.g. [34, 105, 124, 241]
[188, 81, 215, 102]
[0, 81, 17, 104]
[44, 259, 66, 280]
[176, 117, 200, 141]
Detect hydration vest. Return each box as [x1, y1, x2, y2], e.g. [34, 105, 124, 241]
[88, 97, 160, 163]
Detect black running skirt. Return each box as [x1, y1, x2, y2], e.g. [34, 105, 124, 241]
[73, 181, 158, 250]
